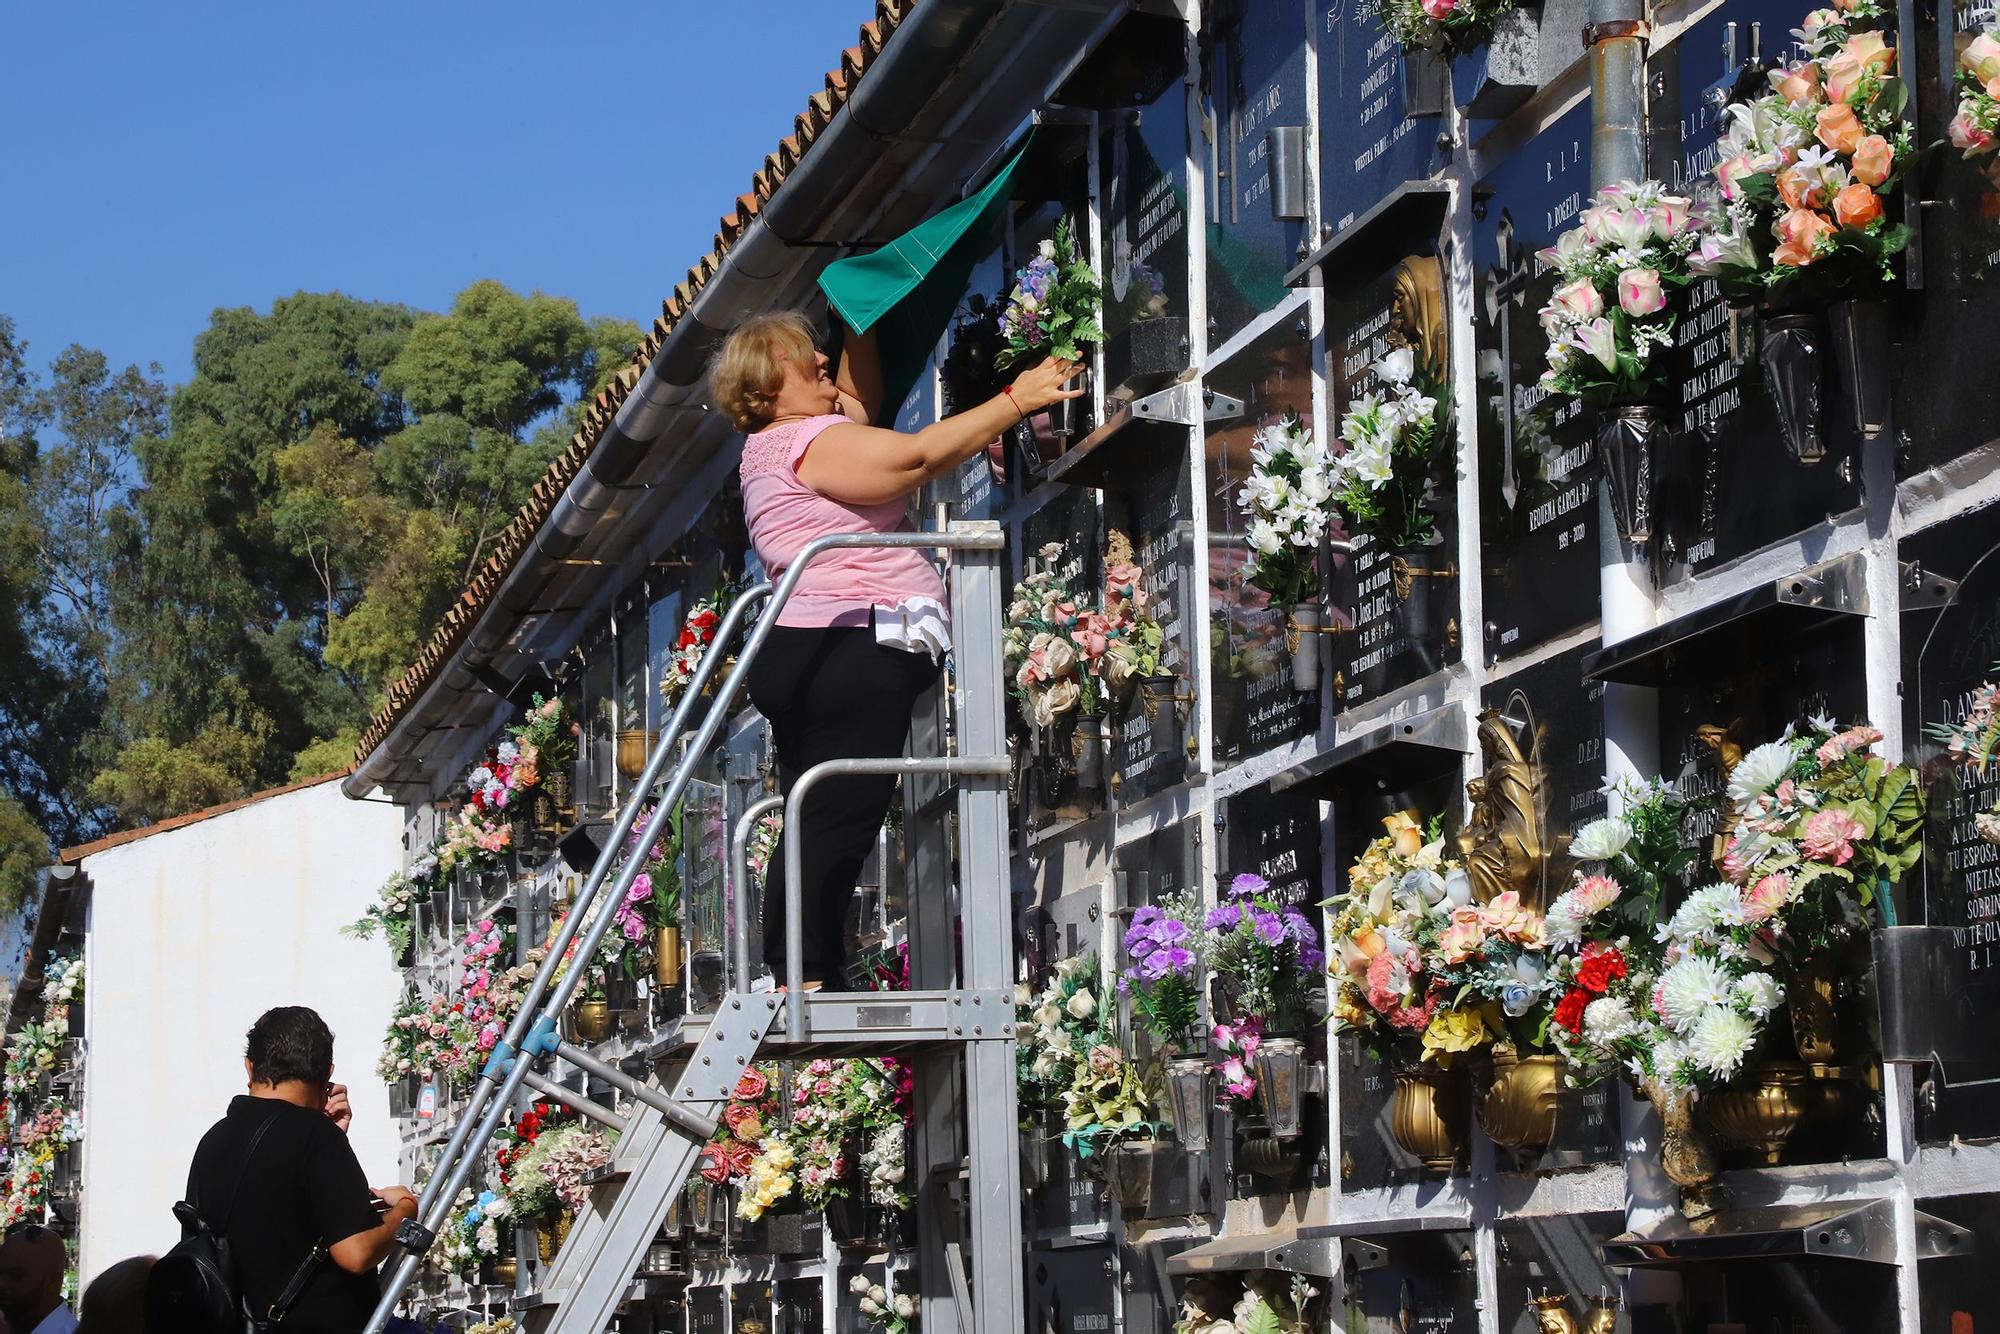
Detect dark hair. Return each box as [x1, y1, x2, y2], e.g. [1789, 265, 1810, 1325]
[244, 1006, 335, 1087]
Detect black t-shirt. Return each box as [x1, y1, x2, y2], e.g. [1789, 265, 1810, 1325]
[185, 1096, 384, 1334]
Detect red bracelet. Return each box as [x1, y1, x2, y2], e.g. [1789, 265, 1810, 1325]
[1002, 385, 1027, 421]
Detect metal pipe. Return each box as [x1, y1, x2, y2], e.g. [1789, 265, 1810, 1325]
[519, 1069, 629, 1133]
[556, 1041, 720, 1141]
[781, 755, 1011, 1039]
[731, 796, 786, 991]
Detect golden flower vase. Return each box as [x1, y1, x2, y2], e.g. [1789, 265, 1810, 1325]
[1478, 1050, 1563, 1164]
[567, 998, 614, 1045]
[1391, 1064, 1468, 1173]
[655, 925, 682, 990]
[1703, 1061, 1814, 1166]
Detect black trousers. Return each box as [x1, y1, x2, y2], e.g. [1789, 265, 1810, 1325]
[747, 622, 940, 986]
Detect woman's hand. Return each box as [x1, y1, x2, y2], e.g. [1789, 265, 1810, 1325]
[1006, 358, 1087, 415]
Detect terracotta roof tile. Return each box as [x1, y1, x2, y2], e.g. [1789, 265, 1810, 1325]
[352, 0, 919, 770]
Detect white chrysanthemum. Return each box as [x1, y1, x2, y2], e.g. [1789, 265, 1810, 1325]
[1665, 884, 1747, 943]
[1688, 1007, 1758, 1078]
[1656, 956, 1733, 1033]
[1650, 1038, 1693, 1086]
[1727, 740, 1796, 804]
[1544, 894, 1584, 947]
[1581, 995, 1636, 1047]
[1569, 816, 1633, 862]
[1734, 971, 1784, 1017]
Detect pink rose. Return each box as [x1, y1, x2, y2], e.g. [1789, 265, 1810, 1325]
[1774, 64, 1822, 105]
[1420, 0, 1458, 17]
[1965, 32, 2000, 84]
[1815, 724, 1884, 766]
[1951, 109, 1996, 157]
[627, 872, 654, 904]
[1800, 809, 1869, 865]
[1650, 195, 1694, 239]
[1716, 153, 1758, 202]
[1550, 278, 1604, 323]
[1616, 267, 1667, 317]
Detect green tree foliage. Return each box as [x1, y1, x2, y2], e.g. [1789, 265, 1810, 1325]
[88, 716, 268, 828]
[0, 795, 47, 918]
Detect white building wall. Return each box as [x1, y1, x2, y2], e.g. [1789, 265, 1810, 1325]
[75, 777, 405, 1283]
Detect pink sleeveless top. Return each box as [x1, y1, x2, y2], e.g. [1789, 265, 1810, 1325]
[739, 414, 947, 629]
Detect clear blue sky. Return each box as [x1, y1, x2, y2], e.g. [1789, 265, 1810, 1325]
[0, 2, 875, 383]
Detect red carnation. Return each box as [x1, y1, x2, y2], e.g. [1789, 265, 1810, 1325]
[1554, 988, 1590, 1035]
[1576, 949, 1628, 994]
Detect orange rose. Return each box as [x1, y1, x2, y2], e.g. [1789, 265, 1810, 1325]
[1776, 65, 1821, 104]
[1816, 102, 1864, 153]
[1773, 208, 1836, 267]
[1825, 32, 1895, 103]
[1833, 182, 1884, 227]
[1850, 134, 1894, 186]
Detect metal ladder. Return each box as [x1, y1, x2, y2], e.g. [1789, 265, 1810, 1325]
[363, 521, 1022, 1334]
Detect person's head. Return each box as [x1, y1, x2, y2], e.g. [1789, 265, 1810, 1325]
[243, 1006, 335, 1097]
[78, 1255, 153, 1334]
[0, 1223, 68, 1325]
[710, 312, 835, 431]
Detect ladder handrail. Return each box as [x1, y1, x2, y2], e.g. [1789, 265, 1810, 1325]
[366, 522, 1003, 1334]
[729, 794, 786, 991]
[778, 755, 1010, 1039]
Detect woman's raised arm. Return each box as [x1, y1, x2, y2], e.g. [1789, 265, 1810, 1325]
[797, 358, 1084, 507]
[832, 321, 885, 427]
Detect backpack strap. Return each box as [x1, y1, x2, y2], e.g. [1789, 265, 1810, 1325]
[207, 1113, 280, 1234]
[261, 1245, 326, 1327]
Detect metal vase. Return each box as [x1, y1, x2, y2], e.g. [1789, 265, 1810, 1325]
[1020, 1130, 1049, 1191]
[1595, 404, 1668, 545]
[1103, 1140, 1158, 1212]
[1827, 298, 1892, 441]
[1285, 602, 1323, 692]
[1253, 1038, 1307, 1139]
[1758, 312, 1828, 464]
[1401, 47, 1451, 117]
[1163, 1057, 1213, 1151]
[1071, 720, 1107, 802]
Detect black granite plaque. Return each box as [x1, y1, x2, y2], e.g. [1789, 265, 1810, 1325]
[1222, 782, 1325, 908]
[1116, 824, 1194, 910]
[1902, 2, 2000, 474]
[1205, 320, 1322, 762]
[1481, 640, 1609, 843]
[1316, 0, 1444, 237]
[1027, 1246, 1117, 1334]
[1022, 486, 1105, 614]
[1647, 0, 1855, 577]
[1325, 255, 1461, 708]
[1102, 70, 1193, 398]
[1342, 1231, 1479, 1332]
[690, 1287, 726, 1334]
[775, 1279, 822, 1334]
[1204, 0, 1312, 350]
[1474, 100, 1600, 662]
[1110, 455, 1195, 799]
[1493, 1215, 1626, 1330]
[1906, 515, 2000, 1140]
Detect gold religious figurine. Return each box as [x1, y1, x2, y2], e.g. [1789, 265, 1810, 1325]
[1456, 705, 1553, 911]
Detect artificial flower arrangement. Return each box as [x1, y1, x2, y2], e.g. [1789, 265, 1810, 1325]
[735, 1058, 912, 1221]
[376, 990, 479, 1086]
[1538, 180, 1711, 404]
[342, 870, 421, 960]
[510, 693, 576, 789]
[1059, 1040, 1160, 1161]
[0, 1102, 77, 1226]
[746, 811, 784, 888]
[661, 593, 728, 709]
[1691, 5, 1914, 306]
[506, 1119, 614, 1221]
[995, 217, 1105, 371]
[1017, 954, 1114, 1106]
[699, 1064, 783, 1187]
[611, 802, 683, 972]
[1234, 414, 1337, 611]
[43, 956, 83, 1010]
[1383, 0, 1517, 57]
[1927, 666, 2000, 844]
[2, 1024, 61, 1101]
[435, 1187, 512, 1278]
[1332, 346, 1448, 550]
[1004, 543, 1159, 729]
[1949, 20, 2000, 159]
[850, 1274, 918, 1334]
[1205, 874, 1325, 1036]
[1120, 890, 1207, 1055]
[1174, 1273, 1321, 1334]
[1324, 813, 1552, 1068]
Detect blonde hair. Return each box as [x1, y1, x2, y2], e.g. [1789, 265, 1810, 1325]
[710, 311, 818, 432]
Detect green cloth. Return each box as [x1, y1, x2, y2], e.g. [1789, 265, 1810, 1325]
[818, 135, 1034, 417]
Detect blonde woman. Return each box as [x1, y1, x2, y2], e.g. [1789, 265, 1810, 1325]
[712, 313, 1080, 986]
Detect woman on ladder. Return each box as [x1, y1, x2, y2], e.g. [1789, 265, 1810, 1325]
[712, 313, 1080, 988]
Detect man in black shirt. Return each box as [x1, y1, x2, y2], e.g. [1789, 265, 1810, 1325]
[182, 1007, 417, 1333]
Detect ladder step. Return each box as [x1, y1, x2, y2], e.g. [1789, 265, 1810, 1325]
[651, 989, 1016, 1064]
[582, 1163, 631, 1188]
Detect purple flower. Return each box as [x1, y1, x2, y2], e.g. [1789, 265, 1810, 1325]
[626, 872, 654, 904]
[1281, 910, 1316, 945]
[1159, 945, 1195, 975]
[1228, 873, 1270, 901]
[1251, 909, 1286, 947]
[1158, 918, 1192, 945]
[1206, 903, 1243, 932]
